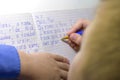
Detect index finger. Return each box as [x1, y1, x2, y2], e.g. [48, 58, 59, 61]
[67, 19, 90, 35]
[51, 54, 70, 64]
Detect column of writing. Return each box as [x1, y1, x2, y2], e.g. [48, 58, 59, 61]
[33, 9, 95, 61]
[33, 9, 94, 48]
[34, 14, 73, 47]
[33, 11, 78, 61]
[34, 13, 71, 48]
[0, 14, 39, 53]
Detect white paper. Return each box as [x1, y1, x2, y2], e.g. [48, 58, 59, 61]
[0, 8, 95, 62]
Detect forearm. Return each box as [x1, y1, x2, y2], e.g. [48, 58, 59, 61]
[0, 45, 20, 79]
[80, 0, 120, 80]
[18, 51, 31, 79]
[0, 44, 32, 79]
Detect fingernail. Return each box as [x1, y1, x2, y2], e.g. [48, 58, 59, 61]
[70, 34, 77, 41]
[65, 59, 70, 64]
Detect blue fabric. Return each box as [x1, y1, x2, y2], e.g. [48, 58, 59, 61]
[0, 45, 20, 79]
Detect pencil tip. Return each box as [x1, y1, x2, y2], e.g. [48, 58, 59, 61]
[61, 36, 68, 40]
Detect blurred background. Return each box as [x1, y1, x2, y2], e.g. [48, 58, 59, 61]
[0, 0, 99, 15]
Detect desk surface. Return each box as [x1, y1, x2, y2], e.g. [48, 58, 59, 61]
[0, 0, 99, 15]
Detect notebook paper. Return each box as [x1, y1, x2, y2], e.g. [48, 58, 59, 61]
[32, 8, 95, 61]
[0, 8, 95, 62]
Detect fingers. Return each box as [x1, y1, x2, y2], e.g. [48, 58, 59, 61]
[67, 19, 84, 35]
[60, 70, 68, 80]
[51, 54, 69, 80]
[62, 33, 81, 51]
[51, 54, 70, 64]
[57, 62, 69, 71]
[67, 19, 90, 35]
[82, 19, 90, 28]
[63, 39, 80, 52]
[69, 33, 82, 45]
[50, 54, 69, 80]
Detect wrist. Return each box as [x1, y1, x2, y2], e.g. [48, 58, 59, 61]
[18, 51, 32, 79]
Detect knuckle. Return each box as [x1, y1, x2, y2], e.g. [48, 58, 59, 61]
[54, 67, 61, 74]
[76, 37, 81, 44]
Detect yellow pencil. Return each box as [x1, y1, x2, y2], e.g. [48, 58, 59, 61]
[61, 30, 84, 41]
[61, 36, 69, 41]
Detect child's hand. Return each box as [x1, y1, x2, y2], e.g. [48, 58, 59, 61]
[19, 51, 69, 80]
[67, 19, 90, 51]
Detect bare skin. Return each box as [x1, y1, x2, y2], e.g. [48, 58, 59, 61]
[18, 51, 69, 80]
[67, 19, 90, 52]
[68, 0, 120, 80]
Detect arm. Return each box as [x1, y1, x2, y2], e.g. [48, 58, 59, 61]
[68, 0, 120, 80]
[0, 45, 20, 79]
[0, 45, 69, 80]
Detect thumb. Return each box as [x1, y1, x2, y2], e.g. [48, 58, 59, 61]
[69, 33, 82, 45]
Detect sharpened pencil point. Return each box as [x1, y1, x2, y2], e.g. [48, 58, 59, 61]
[61, 36, 69, 41]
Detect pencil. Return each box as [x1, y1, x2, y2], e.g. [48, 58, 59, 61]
[61, 36, 69, 41]
[61, 30, 84, 41]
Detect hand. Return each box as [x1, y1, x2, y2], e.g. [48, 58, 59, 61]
[18, 51, 70, 80]
[67, 19, 90, 51]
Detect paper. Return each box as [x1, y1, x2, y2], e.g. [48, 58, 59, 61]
[0, 8, 95, 62]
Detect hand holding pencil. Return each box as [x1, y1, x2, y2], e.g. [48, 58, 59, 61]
[62, 19, 90, 52]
